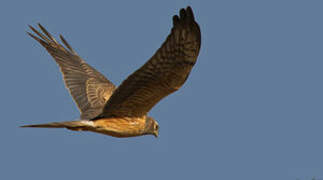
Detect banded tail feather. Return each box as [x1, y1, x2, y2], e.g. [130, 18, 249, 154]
[21, 120, 94, 131]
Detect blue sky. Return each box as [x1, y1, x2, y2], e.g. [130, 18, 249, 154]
[1, 0, 323, 180]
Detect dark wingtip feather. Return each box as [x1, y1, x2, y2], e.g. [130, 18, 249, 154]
[28, 24, 51, 42]
[38, 23, 57, 43]
[179, 8, 186, 19]
[173, 15, 180, 26]
[186, 6, 194, 20]
[173, 6, 197, 27]
[60, 34, 75, 53]
[26, 31, 45, 44]
[173, 6, 198, 30]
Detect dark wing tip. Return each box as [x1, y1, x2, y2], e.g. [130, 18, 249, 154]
[172, 6, 198, 27]
[38, 23, 57, 43]
[179, 8, 187, 19]
[27, 24, 55, 45]
[185, 6, 194, 20]
[26, 31, 48, 46]
[172, 15, 180, 26]
[60, 34, 76, 53]
[27, 24, 75, 53]
[171, 6, 201, 50]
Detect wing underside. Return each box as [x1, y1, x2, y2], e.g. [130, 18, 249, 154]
[28, 24, 116, 119]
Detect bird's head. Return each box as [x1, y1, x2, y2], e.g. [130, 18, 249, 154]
[145, 116, 159, 138]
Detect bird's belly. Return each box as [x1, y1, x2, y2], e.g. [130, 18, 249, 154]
[91, 117, 146, 138]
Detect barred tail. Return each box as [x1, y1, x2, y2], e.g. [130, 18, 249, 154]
[20, 120, 94, 131]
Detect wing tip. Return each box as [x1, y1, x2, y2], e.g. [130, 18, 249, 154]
[172, 6, 201, 43]
[27, 23, 77, 54]
[172, 6, 198, 27]
[185, 6, 194, 19]
[37, 23, 56, 42]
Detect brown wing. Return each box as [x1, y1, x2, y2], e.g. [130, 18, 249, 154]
[28, 24, 116, 119]
[99, 6, 201, 118]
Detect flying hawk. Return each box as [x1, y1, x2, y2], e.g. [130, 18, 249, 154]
[21, 6, 201, 138]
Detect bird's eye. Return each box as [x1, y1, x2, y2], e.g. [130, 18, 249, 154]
[155, 125, 159, 130]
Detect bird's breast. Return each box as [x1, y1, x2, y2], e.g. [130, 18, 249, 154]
[91, 117, 146, 137]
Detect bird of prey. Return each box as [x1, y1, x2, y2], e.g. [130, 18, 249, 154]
[21, 6, 201, 138]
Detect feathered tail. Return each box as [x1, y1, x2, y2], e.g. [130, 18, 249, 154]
[20, 120, 94, 131]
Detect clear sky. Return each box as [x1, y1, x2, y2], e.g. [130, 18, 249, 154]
[1, 0, 322, 180]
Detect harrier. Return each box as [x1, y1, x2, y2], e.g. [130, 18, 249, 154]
[21, 6, 201, 138]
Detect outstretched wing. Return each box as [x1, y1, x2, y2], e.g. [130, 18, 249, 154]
[28, 24, 116, 119]
[99, 6, 201, 118]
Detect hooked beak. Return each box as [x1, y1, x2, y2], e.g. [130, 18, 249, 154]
[153, 131, 159, 138]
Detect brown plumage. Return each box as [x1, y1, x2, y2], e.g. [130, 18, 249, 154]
[21, 6, 201, 138]
[27, 25, 116, 119]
